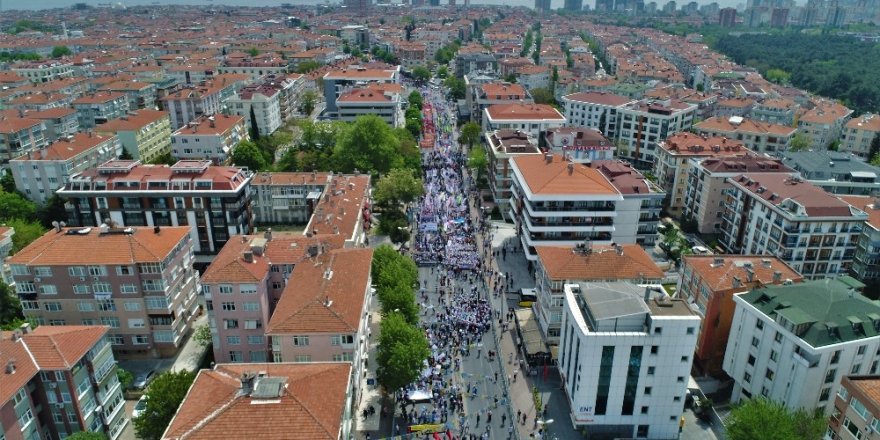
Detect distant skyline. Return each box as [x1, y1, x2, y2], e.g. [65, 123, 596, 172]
[0, 0, 753, 12]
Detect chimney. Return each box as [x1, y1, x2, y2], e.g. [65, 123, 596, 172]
[745, 268, 754, 283]
[243, 251, 254, 263]
[264, 228, 272, 241]
[19, 323, 31, 334]
[732, 276, 742, 288]
[643, 285, 653, 303]
[5, 359, 15, 374]
[544, 153, 553, 164]
[154, 226, 161, 234]
[239, 372, 255, 396]
[567, 162, 574, 175]
[772, 271, 782, 283]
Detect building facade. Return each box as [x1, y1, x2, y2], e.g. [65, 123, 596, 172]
[779, 151, 880, 196]
[694, 116, 796, 154]
[561, 91, 635, 139]
[96, 110, 172, 164]
[840, 114, 880, 159]
[826, 375, 880, 440]
[483, 103, 566, 139]
[484, 129, 541, 217]
[617, 99, 698, 169]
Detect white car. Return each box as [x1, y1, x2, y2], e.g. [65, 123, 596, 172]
[132, 395, 148, 419]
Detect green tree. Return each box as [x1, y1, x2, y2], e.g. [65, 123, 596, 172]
[530, 87, 556, 105]
[765, 68, 791, 84]
[231, 140, 269, 171]
[193, 324, 213, 347]
[295, 60, 322, 74]
[66, 433, 107, 440]
[332, 115, 404, 174]
[0, 172, 16, 193]
[376, 312, 430, 392]
[117, 368, 134, 390]
[118, 149, 134, 160]
[412, 66, 431, 83]
[374, 168, 424, 210]
[275, 147, 300, 171]
[789, 132, 811, 151]
[0, 282, 24, 330]
[405, 118, 422, 138]
[51, 45, 72, 58]
[868, 133, 880, 160]
[0, 191, 37, 222]
[459, 122, 481, 147]
[726, 398, 825, 440]
[7, 219, 46, 254]
[38, 194, 68, 229]
[444, 77, 466, 100]
[467, 147, 489, 179]
[436, 66, 448, 78]
[148, 153, 178, 166]
[408, 91, 424, 111]
[371, 244, 418, 292]
[377, 281, 419, 325]
[504, 74, 518, 83]
[871, 152, 880, 167]
[248, 106, 260, 140]
[300, 90, 318, 116]
[133, 370, 197, 440]
[247, 47, 260, 57]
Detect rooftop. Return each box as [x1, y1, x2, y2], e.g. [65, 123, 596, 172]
[658, 132, 749, 156]
[846, 114, 880, 132]
[511, 154, 619, 197]
[739, 277, 876, 348]
[251, 172, 331, 187]
[682, 255, 802, 292]
[8, 226, 190, 266]
[696, 116, 797, 136]
[842, 376, 880, 411]
[780, 150, 880, 177]
[838, 195, 880, 231]
[545, 127, 611, 148]
[591, 160, 659, 195]
[12, 132, 116, 162]
[61, 160, 251, 193]
[487, 129, 539, 154]
[731, 173, 863, 217]
[162, 363, 349, 440]
[573, 282, 651, 322]
[97, 110, 169, 132]
[485, 103, 565, 122]
[172, 114, 244, 136]
[562, 91, 634, 107]
[536, 244, 664, 281]
[697, 156, 792, 174]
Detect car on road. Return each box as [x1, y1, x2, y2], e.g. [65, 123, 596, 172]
[132, 370, 156, 389]
[132, 395, 148, 419]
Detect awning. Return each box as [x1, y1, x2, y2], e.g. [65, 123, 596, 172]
[850, 171, 877, 179]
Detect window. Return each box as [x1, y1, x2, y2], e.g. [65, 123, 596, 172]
[756, 320, 764, 330]
[239, 284, 257, 295]
[221, 302, 236, 311]
[145, 296, 168, 309]
[686, 327, 695, 335]
[219, 284, 233, 294]
[650, 345, 658, 355]
[49, 319, 66, 326]
[44, 301, 62, 312]
[224, 319, 238, 329]
[858, 345, 867, 355]
[120, 284, 138, 294]
[644, 386, 652, 395]
[124, 301, 141, 312]
[244, 319, 262, 330]
[78, 302, 95, 312]
[677, 376, 685, 383]
[681, 356, 689, 363]
[88, 265, 106, 276]
[138, 263, 162, 274]
[770, 350, 778, 362]
[774, 331, 782, 343]
[851, 397, 869, 419]
[294, 355, 312, 363]
[292, 336, 309, 346]
[133, 335, 149, 345]
[853, 363, 862, 374]
[819, 387, 831, 401]
[68, 266, 87, 277]
[640, 406, 649, 415]
[838, 386, 850, 401]
[744, 372, 752, 383]
[128, 318, 145, 328]
[748, 355, 756, 366]
[654, 327, 662, 335]
[765, 368, 775, 380]
[229, 351, 243, 362]
[73, 284, 90, 295]
[248, 336, 265, 345]
[243, 302, 259, 312]
[142, 279, 165, 292]
[97, 300, 116, 311]
[825, 369, 837, 384]
[331, 334, 355, 345]
[153, 331, 174, 343]
[227, 336, 241, 345]
[116, 265, 134, 276]
[101, 317, 120, 328]
[93, 282, 111, 295]
[843, 417, 863, 439]
[332, 352, 354, 362]
[39, 285, 57, 295]
[647, 366, 655, 375]
[751, 337, 760, 347]
[109, 334, 125, 345]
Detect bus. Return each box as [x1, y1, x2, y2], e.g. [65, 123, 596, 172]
[519, 288, 537, 308]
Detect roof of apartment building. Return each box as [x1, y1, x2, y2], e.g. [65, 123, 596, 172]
[485, 103, 565, 121]
[172, 114, 244, 136]
[64, 160, 251, 192]
[162, 363, 349, 440]
[12, 132, 116, 161]
[267, 247, 373, 334]
[26, 107, 77, 119]
[480, 83, 528, 99]
[337, 87, 392, 103]
[573, 281, 696, 321]
[98, 109, 169, 132]
[658, 132, 750, 156]
[682, 255, 802, 292]
[562, 91, 634, 106]
[730, 173, 862, 217]
[250, 171, 331, 187]
[323, 67, 396, 81]
[305, 174, 370, 240]
[697, 156, 792, 174]
[838, 195, 880, 232]
[841, 376, 880, 413]
[591, 160, 659, 195]
[0, 325, 108, 403]
[845, 114, 880, 132]
[9, 226, 190, 266]
[695, 116, 797, 136]
[512, 154, 618, 196]
[72, 92, 124, 105]
[98, 80, 154, 92]
[487, 129, 539, 154]
[779, 151, 880, 178]
[799, 100, 852, 124]
[625, 98, 694, 114]
[0, 116, 43, 133]
[536, 244, 664, 281]
[738, 276, 873, 347]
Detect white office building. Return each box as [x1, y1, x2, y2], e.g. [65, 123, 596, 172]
[559, 282, 700, 439]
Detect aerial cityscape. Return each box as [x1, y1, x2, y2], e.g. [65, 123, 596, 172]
[0, 1, 879, 440]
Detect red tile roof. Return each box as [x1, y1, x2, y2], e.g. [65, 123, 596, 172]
[731, 173, 862, 217]
[13, 132, 116, 161]
[838, 195, 880, 231]
[9, 227, 190, 266]
[563, 91, 633, 107]
[536, 244, 664, 281]
[98, 110, 169, 132]
[485, 103, 565, 121]
[512, 154, 618, 196]
[682, 255, 802, 292]
[162, 363, 350, 440]
[21, 326, 108, 370]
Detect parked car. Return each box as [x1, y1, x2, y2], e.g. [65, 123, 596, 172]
[132, 370, 156, 389]
[132, 395, 148, 419]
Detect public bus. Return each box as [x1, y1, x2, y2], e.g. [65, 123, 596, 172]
[519, 288, 537, 307]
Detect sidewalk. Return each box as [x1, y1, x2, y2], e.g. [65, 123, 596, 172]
[354, 309, 383, 436]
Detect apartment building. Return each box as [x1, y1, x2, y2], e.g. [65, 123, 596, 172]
[780, 151, 880, 196]
[678, 255, 802, 376]
[56, 160, 253, 260]
[483, 103, 566, 139]
[534, 244, 664, 345]
[684, 156, 792, 234]
[484, 129, 541, 217]
[509, 154, 662, 261]
[11, 133, 121, 205]
[840, 114, 880, 159]
[96, 110, 172, 163]
[544, 128, 615, 163]
[471, 83, 533, 126]
[27, 108, 79, 143]
[161, 78, 239, 130]
[798, 101, 854, 150]
[0, 325, 128, 440]
[171, 114, 248, 164]
[838, 196, 880, 285]
[336, 86, 402, 128]
[515, 65, 550, 91]
[617, 99, 698, 169]
[719, 173, 868, 279]
[561, 91, 636, 138]
[826, 375, 880, 440]
[0, 116, 48, 164]
[8, 225, 200, 358]
[267, 247, 372, 402]
[72, 93, 130, 129]
[723, 277, 880, 414]
[251, 172, 331, 225]
[0, 226, 14, 286]
[750, 98, 797, 126]
[162, 363, 352, 440]
[11, 61, 75, 83]
[304, 174, 372, 248]
[97, 81, 158, 110]
[201, 231, 345, 363]
[323, 66, 400, 116]
[396, 41, 428, 70]
[558, 282, 699, 440]
[227, 83, 282, 137]
[218, 56, 289, 79]
[653, 132, 751, 218]
[695, 116, 796, 154]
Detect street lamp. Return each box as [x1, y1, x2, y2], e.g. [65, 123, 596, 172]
[537, 418, 555, 440]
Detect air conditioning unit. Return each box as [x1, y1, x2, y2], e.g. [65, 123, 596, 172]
[34, 277, 41, 282]
[55, 403, 64, 409]
[48, 382, 57, 389]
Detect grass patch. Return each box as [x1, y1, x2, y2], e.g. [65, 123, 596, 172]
[662, 283, 678, 296]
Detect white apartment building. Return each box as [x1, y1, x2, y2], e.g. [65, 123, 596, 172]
[171, 114, 248, 164]
[336, 86, 402, 128]
[11, 61, 75, 83]
[484, 129, 541, 217]
[723, 277, 880, 415]
[695, 116, 796, 154]
[471, 83, 533, 126]
[0, 116, 48, 164]
[544, 128, 616, 163]
[840, 114, 880, 159]
[227, 84, 282, 137]
[483, 103, 566, 139]
[558, 282, 699, 439]
[719, 173, 868, 279]
[161, 79, 237, 130]
[798, 101, 854, 150]
[561, 91, 636, 138]
[616, 99, 698, 169]
[11, 133, 121, 205]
